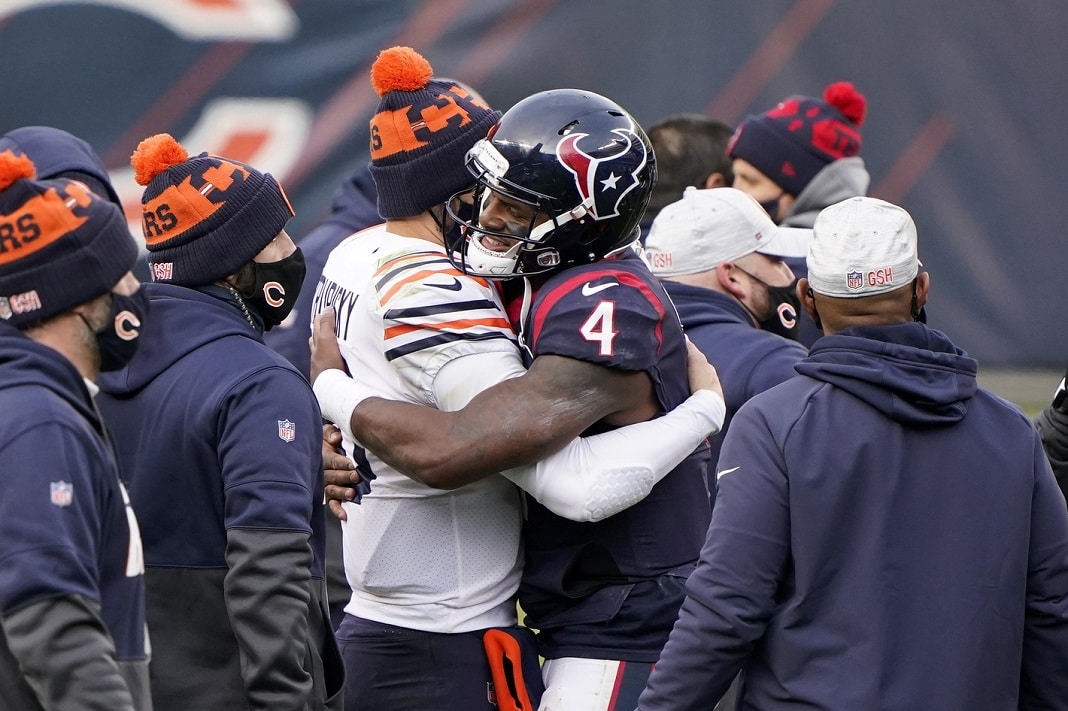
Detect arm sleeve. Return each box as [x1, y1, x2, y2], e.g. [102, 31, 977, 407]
[501, 389, 725, 522]
[1019, 432, 1068, 707]
[639, 402, 791, 710]
[2, 596, 135, 711]
[217, 368, 321, 708]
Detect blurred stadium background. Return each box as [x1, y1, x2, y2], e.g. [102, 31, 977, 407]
[1, 0, 1064, 408]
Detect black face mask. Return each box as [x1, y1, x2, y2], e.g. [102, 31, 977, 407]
[737, 267, 801, 341]
[246, 248, 306, 331]
[84, 287, 150, 371]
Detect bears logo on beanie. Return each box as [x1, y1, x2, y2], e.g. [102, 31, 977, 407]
[368, 46, 501, 218]
[132, 133, 294, 286]
[0, 151, 137, 327]
[727, 81, 866, 198]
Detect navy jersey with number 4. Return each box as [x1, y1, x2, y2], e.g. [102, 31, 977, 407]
[512, 249, 713, 662]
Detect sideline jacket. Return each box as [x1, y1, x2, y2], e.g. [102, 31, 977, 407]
[97, 283, 343, 711]
[663, 280, 805, 481]
[0, 321, 150, 710]
[639, 323, 1068, 710]
[514, 250, 713, 662]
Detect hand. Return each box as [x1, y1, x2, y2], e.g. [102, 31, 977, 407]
[685, 337, 724, 401]
[322, 424, 360, 521]
[310, 307, 348, 387]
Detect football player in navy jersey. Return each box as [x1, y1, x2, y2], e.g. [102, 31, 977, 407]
[313, 89, 723, 710]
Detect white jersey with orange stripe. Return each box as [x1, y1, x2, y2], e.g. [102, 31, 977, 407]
[313, 223, 525, 633]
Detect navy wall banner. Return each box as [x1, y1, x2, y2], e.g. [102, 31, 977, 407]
[1, 0, 1065, 366]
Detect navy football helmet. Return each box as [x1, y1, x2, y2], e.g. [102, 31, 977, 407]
[445, 89, 656, 278]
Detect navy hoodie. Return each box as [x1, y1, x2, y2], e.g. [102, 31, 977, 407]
[663, 280, 806, 485]
[0, 321, 149, 710]
[640, 322, 1068, 710]
[97, 283, 343, 710]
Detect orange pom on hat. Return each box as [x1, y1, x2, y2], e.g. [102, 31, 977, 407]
[131, 133, 189, 186]
[131, 133, 294, 286]
[0, 150, 136, 327]
[367, 45, 501, 218]
[370, 46, 433, 97]
[0, 151, 36, 191]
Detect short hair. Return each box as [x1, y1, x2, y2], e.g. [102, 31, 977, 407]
[646, 113, 734, 219]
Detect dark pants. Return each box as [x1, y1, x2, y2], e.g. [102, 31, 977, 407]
[337, 614, 543, 711]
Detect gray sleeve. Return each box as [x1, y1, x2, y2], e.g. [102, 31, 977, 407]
[1035, 405, 1068, 503]
[224, 527, 314, 710]
[1, 595, 136, 711]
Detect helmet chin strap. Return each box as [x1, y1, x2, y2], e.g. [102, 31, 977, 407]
[516, 277, 535, 360]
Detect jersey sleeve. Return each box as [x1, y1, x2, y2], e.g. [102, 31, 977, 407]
[528, 269, 668, 371]
[373, 252, 518, 394]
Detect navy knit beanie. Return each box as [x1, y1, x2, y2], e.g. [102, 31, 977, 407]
[132, 133, 294, 286]
[368, 46, 501, 218]
[727, 81, 866, 197]
[0, 151, 137, 327]
[0, 126, 122, 207]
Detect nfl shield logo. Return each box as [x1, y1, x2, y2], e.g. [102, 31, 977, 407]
[50, 481, 73, 507]
[278, 419, 296, 442]
[847, 270, 863, 291]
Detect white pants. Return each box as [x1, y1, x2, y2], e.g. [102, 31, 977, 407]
[539, 657, 652, 711]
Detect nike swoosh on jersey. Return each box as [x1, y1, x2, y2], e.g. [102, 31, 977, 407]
[427, 277, 463, 291]
[581, 281, 619, 296]
[716, 466, 741, 480]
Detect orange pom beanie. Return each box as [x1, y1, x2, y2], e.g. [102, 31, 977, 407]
[131, 133, 294, 285]
[0, 150, 136, 327]
[368, 46, 500, 218]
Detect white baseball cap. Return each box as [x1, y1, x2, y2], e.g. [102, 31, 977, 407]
[645, 187, 810, 277]
[807, 196, 920, 297]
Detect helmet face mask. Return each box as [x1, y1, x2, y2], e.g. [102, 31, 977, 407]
[444, 89, 656, 280]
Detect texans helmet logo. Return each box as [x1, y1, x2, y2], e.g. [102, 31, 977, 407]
[557, 128, 648, 221]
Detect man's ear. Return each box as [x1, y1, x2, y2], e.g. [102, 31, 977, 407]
[716, 262, 748, 300]
[703, 172, 729, 189]
[798, 277, 821, 328]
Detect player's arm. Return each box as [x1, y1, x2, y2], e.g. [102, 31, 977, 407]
[314, 308, 724, 490]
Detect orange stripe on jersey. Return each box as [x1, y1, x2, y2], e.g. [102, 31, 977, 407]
[384, 316, 512, 340]
[372, 251, 442, 279]
[380, 267, 452, 304]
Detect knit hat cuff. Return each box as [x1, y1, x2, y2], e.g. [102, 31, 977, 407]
[371, 109, 501, 217]
[729, 120, 830, 197]
[147, 175, 292, 285]
[1, 205, 136, 326]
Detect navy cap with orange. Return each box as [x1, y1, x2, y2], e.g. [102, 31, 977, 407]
[132, 133, 294, 286]
[368, 46, 500, 218]
[0, 151, 137, 328]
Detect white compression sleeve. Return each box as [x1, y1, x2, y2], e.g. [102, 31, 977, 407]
[501, 389, 726, 522]
[313, 368, 378, 443]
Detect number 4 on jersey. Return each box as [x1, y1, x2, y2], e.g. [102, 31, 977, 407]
[579, 300, 618, 356]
